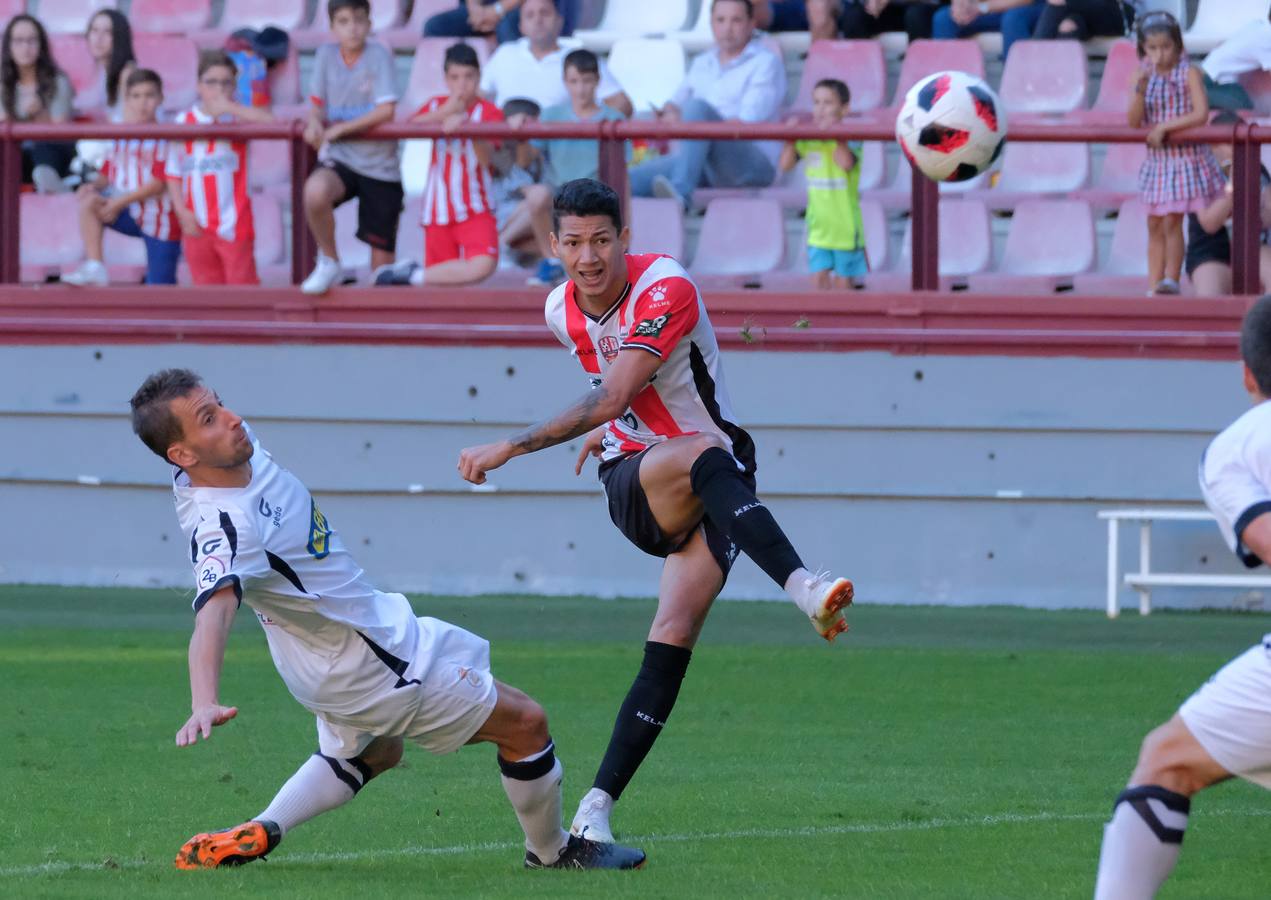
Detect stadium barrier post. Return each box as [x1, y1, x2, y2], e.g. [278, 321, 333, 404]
[911, 163, 939, 291]
[290, 125, 318, 285]
[597, 120, 629, 225]
[0, 124, 18, 284]
[1231, 122, 1261, 296]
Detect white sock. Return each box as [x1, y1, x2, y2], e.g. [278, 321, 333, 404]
[257, 753, 365, 837]
[499, 741, 569, 862]
[1094, 786, 1190, 900]
[783, 567, 815, 615]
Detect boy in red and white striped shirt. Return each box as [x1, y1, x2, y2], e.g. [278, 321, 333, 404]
[377, 44, 502, 288]
[165, 50, 273, 285]
[63, 69, 182, 287]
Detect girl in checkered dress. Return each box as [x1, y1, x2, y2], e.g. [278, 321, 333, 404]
[1129, 11, 1224, 295]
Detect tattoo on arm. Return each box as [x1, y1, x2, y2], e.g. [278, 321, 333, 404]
[509, 385, 615, 455]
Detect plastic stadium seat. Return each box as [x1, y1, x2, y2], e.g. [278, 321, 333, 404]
[690, 198, 784, 276]
[50, 35, 97, 100]
[574, 0, 691, 52]
[218, 0, 309, 33]
[868, 157, 988, 209]
[1076, 40, 1137, 124]
[891, 40, 985, 107]
[863, 198, 989, 290]
[41, 0, 113, 34]
[248, 140, 291, 193]
[382, 0, 454, 49]
[129, 0, 213, 33]
[1185, 0, 1269, 53]
[134, 34, 199, 112]
[608, 38, 685, 113]
[985, 141, 1090, 209]
[0, 0, 25, 19]
[268, 44, 302, 108]
[999, 40, 1087, 116]
[1073, 142, 1145, 211]
[403, 38, 492, 113]
[967, 199, 1095, 292]
[792, 41, 886, 114]
[20, 194, 83, 279]
[666, 0, 714, 53]
[629, 197, 685, 259]
[860, 198, 889, 271]
[1073, 198, 1149, 294]
[397, 195, 424, 261]
[252, 193, 285, 263]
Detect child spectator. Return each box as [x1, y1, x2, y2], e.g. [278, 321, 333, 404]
[489, 98, 558, 283]
[1129, 11, 1225, 296]
[778, 78, 865, 291]
[300, 0, 403, 296]
[0, 14, 76, 193]
[63, 70, 181, 287]
[165, 50, 273, 286]
[379, 44, 502, 287]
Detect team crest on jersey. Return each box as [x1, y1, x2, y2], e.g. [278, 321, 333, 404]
[307, 499, 332, 559]
[198, 555, 226, 588]
[634, 314, 670, 338]
[598, 335, 620, 362]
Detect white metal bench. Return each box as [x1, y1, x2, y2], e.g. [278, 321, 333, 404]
[1098, 508, 1271, 618]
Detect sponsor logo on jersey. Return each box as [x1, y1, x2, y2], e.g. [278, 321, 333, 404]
[646, 284, 670, 307]
[258, 498, 283, 528]
[307, 499, 332, 559]
[636, 710, 666, 727]
[200, 537, 223, 556]
[598, 335, 620, 362]
[633, 314, 670, 338]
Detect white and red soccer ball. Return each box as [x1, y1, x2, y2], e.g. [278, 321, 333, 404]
[895, 70, 1007, 183]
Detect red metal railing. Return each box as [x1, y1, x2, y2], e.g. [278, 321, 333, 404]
[2, 119, 1265, 291]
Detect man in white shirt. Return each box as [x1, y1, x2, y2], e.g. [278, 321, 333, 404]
[1202, 10, 1271, 111]
[627, 0, 787, 210]
[131, 368, 645, 872]
[480, 0, 632, 116]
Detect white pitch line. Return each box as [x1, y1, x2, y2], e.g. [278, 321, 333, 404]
[4, 807, 1269, 878]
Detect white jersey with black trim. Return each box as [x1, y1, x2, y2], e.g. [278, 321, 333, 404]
[543, 253, 756, 473]
[173, 425, 422, 716]
[1199, 399, 1271, 567]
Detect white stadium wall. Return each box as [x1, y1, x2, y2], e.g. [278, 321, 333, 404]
[0, 343, 1255, 610]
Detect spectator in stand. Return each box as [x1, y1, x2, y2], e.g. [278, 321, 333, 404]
[779, 78, 864, 291]
[300, 0, 403, 297]
[0, 14, 76, 193]
[1129, 10, 1224, 296]
[1187, 111, 1271, 296]
[490, 98, 556, 280]
[480, 0, 631, 117]
[628, 0, 786, 211]
[931, 0, 1044, 58]
[80, 9, 135, 120]
[63, 69, 181, 288]
[425, 0, 578, 46]
[840, 0, 946, 42]
[165, 51, 274, 286]
[377, 44, 503, 287]
[1033, 0, 1135, 42]
[1200, 8, 1271, 112]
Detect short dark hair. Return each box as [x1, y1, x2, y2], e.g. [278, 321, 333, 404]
[197, 49, 236, 79]
[125, 68, 163, 93]
[563, 48, 599, 78]
[712, 0, 754, 16]
[1135, 10, 1182, 60]
[131, 369, 203, 462]
[501, 97, 541, 119]
[814, 77, 850, 105]
[328, 0, 371, 20]
[1243, 296, 1271, 396]
[444, 42, 480, 72]
[552, 178, 622, 232]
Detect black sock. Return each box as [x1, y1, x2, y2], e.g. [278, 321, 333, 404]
[689, 447, 804, 587]
[592, 641, 692, 801]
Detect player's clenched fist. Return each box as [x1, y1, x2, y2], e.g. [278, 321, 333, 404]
[176, 704, 238, 747]
[458, 441, 514, 484]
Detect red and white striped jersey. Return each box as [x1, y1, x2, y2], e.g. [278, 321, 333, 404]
[100, 138, 181, 240]
[544, 253, 756, 472]
[164, 106, 254, 242]
[415, 95, 503, 226]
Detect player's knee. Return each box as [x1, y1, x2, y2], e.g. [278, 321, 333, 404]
[471, 255, 498, 280]
[514, 697, 551, 749]
[1132, 723, 1204, 796]
[303, 173, 337, 210]
[686, 433, 728, 458]
[358, 736, 404, 778]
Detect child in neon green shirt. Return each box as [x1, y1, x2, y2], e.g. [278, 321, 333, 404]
[779, 78, 865, 291]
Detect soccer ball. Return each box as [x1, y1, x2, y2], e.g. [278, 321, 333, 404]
[895, 70, 1007, 183]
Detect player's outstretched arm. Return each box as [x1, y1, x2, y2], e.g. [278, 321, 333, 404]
[1240, 513, 1271, 566]
[176, 587, 239, 747]
[458, 349, 662, 484]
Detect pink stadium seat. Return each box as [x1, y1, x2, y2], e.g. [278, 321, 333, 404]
[891, 40, 985, 108]
[50, 35, 97, 99]
[690, 198, 784, 277]
[985, 141, 1090, 209]
[1073, 142, 1145, 211]
[967, 199, 1095, 293]
[574, 0, 693, 52]
[0, 0, 25, 19]
[860, 198, 889, 272]
[41, 0, 113, 34]
[134, 34, 199, 112]
[397, 195, 423, 261]
[252, 193, 287, 278]
[999, 40, 1087, 116]
[403, 38, 492, 113]
[864, 199, 990, 291]
[21, 195, 83, 280]
[630, 197, 685, 259]
[1076, 40, 1136, 124]
[218, 0, 308, 32]
[1072, 198, 1149, 294]
[793, 41, 886, 114]
[129, 0, 213, 33]
[382, 0, 454, 50]
[248, 140, 291, 194]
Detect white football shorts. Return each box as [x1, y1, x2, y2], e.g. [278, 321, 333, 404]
[1178, 635, 1271, 790]
[315, 616, 498, 759]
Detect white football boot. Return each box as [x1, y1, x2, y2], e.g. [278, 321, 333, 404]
[569, 788, 615, 844]
[794, 569, 854, 642]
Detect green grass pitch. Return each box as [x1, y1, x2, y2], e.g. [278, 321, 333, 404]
[2, 585, 1268, 898]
